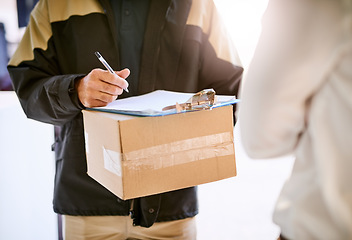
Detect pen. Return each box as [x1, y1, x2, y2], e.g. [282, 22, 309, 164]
[94, 51, 129, 93]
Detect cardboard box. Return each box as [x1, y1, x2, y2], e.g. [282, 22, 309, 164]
[82, 105, 236, 200]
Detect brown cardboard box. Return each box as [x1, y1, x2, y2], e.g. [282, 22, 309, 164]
[82, 105, 236, 200]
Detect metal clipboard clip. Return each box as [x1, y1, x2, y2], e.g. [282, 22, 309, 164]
[162, 89, 217, 113]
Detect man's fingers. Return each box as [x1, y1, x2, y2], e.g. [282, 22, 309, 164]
[100, 81, 124, 96]
[83, 98, 109, 108]
[76, 68, 129, 108]
[81, 91, 117, 108]
[116, 68, 130, 79]
[114, 68, 130, 91]
[88, 68, 127, 94]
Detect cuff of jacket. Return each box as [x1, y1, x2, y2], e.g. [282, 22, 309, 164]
[60, 74, 86, 112]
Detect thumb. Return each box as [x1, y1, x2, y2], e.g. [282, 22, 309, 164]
[116, 68, 130, 79]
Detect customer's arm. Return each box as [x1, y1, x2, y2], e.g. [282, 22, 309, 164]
[239, 0, 336, 158]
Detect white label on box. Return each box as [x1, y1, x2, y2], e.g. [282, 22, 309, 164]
[103, 147, 122, 177]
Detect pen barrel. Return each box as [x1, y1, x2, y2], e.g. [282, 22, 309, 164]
[100, 58, 116, 75]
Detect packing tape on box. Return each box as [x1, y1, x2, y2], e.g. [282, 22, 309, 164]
[123, 132, 234, 170]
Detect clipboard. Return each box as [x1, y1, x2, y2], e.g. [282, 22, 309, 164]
[87, 89, 239, 117]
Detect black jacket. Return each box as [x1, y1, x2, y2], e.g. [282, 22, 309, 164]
[8, 0, 243, 227]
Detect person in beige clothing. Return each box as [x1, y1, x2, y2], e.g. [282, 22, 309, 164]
[239, 0, 352, 239]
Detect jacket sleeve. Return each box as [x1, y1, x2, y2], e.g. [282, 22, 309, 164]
[7, 0, 84, 126]
[197, 0, 243, 97]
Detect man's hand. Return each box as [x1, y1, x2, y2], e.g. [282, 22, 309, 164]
[76, 68, 130, 108]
